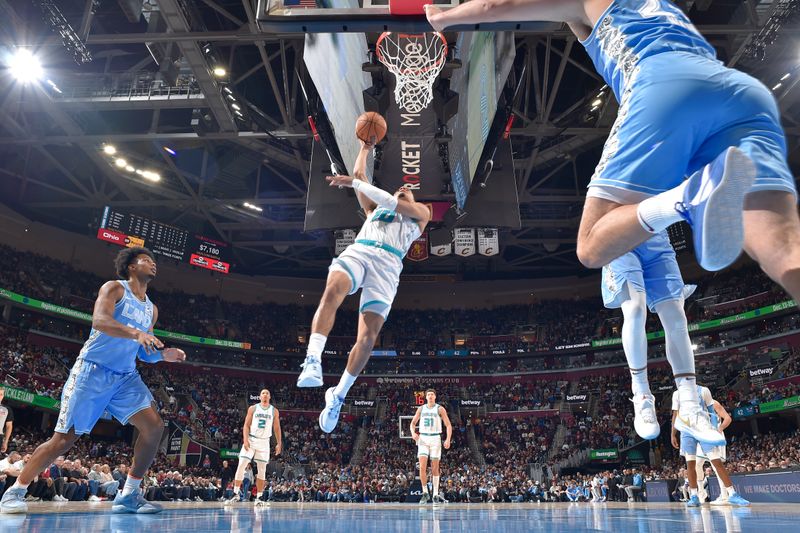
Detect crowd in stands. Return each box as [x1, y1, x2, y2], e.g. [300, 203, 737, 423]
[1, 244, 795, 356]
[475, 416, 557, 467]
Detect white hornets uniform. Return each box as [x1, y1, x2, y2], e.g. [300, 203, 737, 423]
[417, 403, 444, 460]
[329, 206, 422, 319]
[240, 403, 274, 464]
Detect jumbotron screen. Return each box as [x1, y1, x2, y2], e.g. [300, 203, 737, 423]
[97, 207, 231, 274]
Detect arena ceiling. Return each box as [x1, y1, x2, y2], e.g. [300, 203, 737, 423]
[0, 0, 798, 280]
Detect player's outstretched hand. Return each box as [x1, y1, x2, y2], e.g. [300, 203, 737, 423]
[162, 348, 187, 363]
[135, 331, 164, 354]
[326, 175, 355, 188]
[671, 432, 680, 450]
[423, 5, 446, 33]
[360, 136, 377, 149]
[411, 433, 419, 443]
[444, 439, 451, 450]
[275, 443, 282, 456]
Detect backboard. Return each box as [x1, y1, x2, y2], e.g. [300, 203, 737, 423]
[256, 0, 558, 33]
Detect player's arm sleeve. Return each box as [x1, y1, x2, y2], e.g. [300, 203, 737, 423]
[352, 180, 398, 210]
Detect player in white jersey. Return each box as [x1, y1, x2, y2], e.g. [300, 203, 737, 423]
[411, 389, 453, 504]
[297, 134, 431, 434]
[671, 386, 749, 507]
[227, 389, 281, 504]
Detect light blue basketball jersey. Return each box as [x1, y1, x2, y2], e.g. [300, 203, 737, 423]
[80, 280, 154, 373]
[580, 0, 717, 102]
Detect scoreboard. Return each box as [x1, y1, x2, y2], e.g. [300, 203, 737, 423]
[97, 207, 231, 274]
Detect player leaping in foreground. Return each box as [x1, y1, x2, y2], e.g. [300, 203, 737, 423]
[425, 1, 800, 304]
[411, 389, 453, 504]
[0, 247, 186, 514]
[297, 136, 431, 433]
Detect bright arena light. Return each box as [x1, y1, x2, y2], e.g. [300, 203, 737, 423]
[8, 49, 43, 83]
[103, 145, 117, 155]
[213, 67, 227, 77]
[114, 158, 127, 168]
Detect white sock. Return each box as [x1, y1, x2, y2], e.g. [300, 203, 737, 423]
[422, 484, 429, 494]
[433, 476, 440, 496]
[233, 485, 241, 495]
[307, 333, 327, 360]
[11, 481, 30, 491]
[636, 179, 690, 233]
[676, 376, 700, 411]
[621, 288, 650, 395]
[630, 368, 650, 396]
[725, 486, 736, 497]
[332, 370, 357, 399]
[690, 488, 698, 497]
[121, 476, 142, 497]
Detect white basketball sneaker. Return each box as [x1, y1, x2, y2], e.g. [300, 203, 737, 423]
[675, 408, 726, 447]
[631, 393, 660, 440]
[297, 354, 323, 388]
[710, 495, 730, 506]
[319, 387, 344, 433]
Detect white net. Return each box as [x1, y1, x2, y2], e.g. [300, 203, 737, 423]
[376, 32, 447, 114]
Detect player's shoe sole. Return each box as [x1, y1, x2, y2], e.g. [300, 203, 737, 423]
[679, 147, 755, 272]
[319, 387, 344, 433]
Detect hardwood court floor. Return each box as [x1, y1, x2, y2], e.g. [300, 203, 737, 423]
[3, 501, 797, 532]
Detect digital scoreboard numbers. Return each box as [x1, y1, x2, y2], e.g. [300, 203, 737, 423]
[98, 207, 231, 274]
[188, 235, 231, 274]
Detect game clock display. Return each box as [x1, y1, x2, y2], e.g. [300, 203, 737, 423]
[98, 207, 231, 274]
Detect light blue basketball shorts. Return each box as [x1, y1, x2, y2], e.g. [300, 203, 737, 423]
[588, 52, 795, 203]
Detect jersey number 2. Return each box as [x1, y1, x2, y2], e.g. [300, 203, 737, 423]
[257, 419, 267, 429]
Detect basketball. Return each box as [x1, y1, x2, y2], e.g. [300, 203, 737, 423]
[355, 111, 387, 144]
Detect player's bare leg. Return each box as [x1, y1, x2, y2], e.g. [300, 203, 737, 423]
[418, 455, 430, 504]
[298, 271, 351, 387]
[319, 312, 384, 433]
[127, 406, 164, 479]
[577, 198, 651, 269]
[1, 430, 78, 513]
[579, 148, 756, 271]
[743, 191, 800, 301]
[431, 459, 446, 503]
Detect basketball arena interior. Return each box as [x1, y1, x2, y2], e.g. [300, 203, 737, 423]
[0, 0, 799, 531]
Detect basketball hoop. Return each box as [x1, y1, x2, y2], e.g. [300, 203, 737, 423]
[375, 32, 448, 114]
